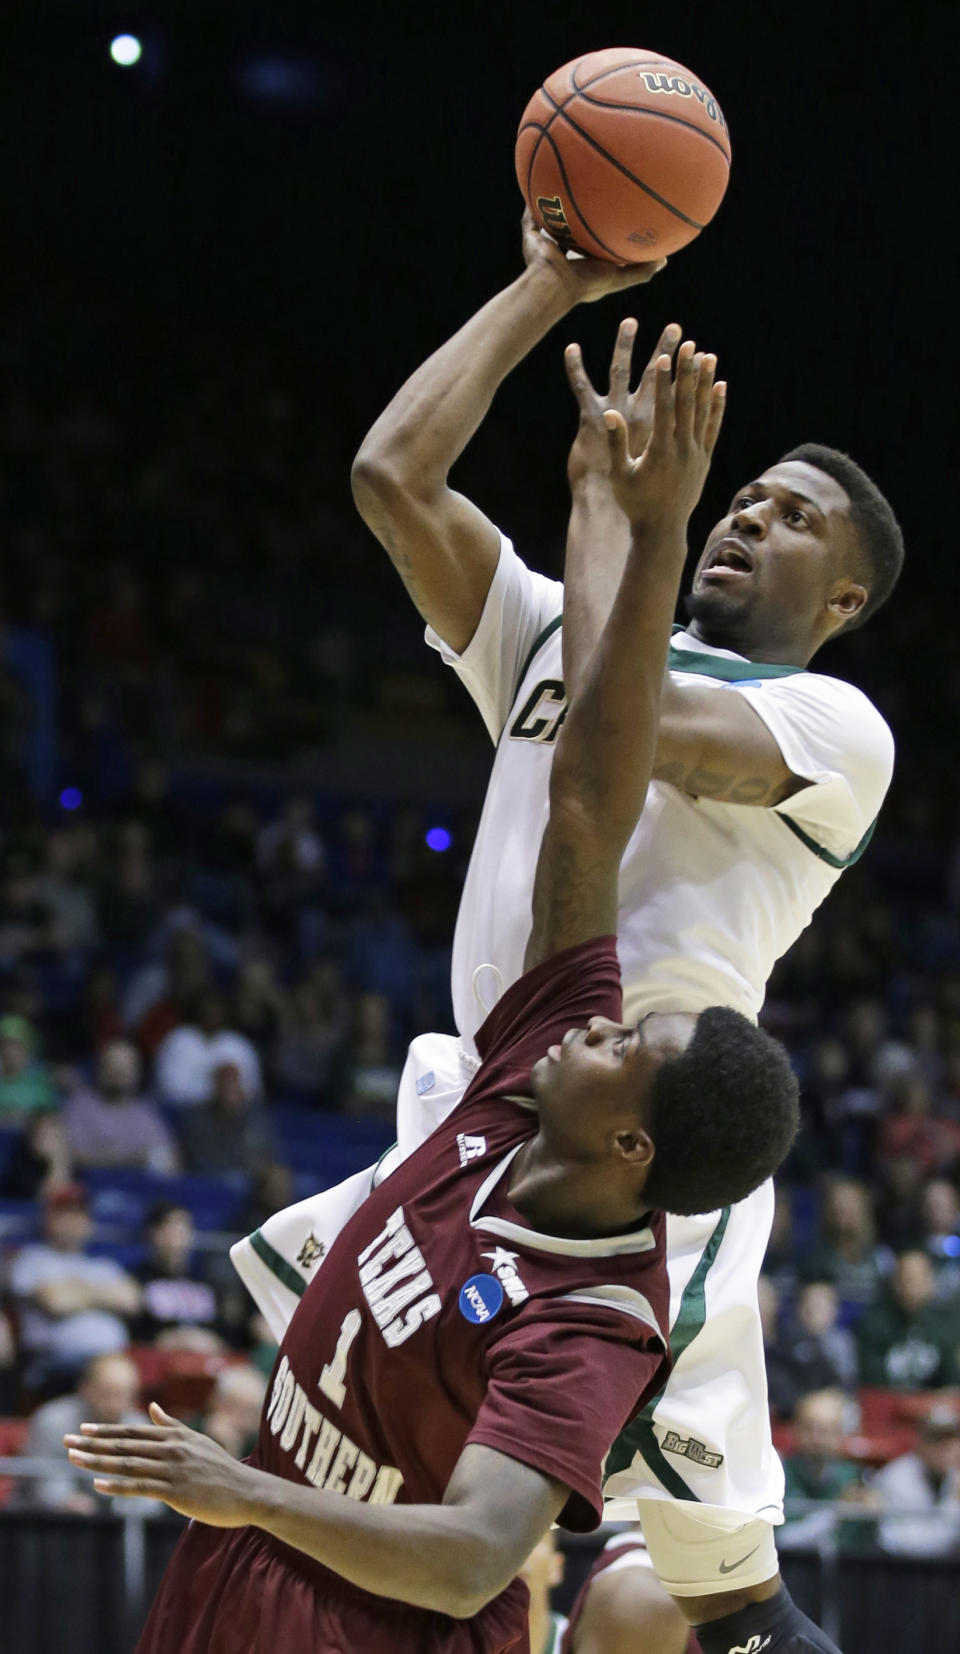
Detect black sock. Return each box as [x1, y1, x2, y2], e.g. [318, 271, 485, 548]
[693, 1583, 843, 1654]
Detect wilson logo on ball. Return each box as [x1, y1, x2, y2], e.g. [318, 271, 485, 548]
[637, 73, 727, 131]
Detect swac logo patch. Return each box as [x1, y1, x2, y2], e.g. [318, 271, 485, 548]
[458, 1274, 504, 1324]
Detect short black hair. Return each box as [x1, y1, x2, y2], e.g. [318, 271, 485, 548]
[778, 442, 904, 627]
[642, 1008, 799, 1216]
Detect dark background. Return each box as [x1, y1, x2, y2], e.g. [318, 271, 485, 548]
[2, 0, 951, 581]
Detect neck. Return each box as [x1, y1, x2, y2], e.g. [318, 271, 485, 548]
[686, 615, 817, 668]
[508, 1138, 639, 1239]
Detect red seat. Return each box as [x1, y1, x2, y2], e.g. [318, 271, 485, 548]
[0, 1416, 31, 1509]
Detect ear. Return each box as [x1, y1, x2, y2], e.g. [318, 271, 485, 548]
[613, 1127, 655, 1171]
[827, 577, 867, 625]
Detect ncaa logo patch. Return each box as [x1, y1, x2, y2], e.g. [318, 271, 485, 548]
[458, 1273, 504, 1324]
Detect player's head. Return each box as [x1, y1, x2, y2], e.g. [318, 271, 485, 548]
[686, 447, 904, 664]
[530, 1008, 798, 1219]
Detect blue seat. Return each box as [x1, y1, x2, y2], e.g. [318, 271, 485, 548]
[81, 1169, 250, 1235]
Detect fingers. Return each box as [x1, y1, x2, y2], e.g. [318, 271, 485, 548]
[74, 1422, 176, 1439]
[607, 256, 668, 291]
[66, 1435, 174, 1460]
[92, 1478, 172, 1500]
[563, 342, 597, 408]
[68, 1447, 173, 1477]
[672, 340, 699, 441]
[652, 351, 675, 436]
[693, 353, 718, 443]
[703, 382, 728, 455]
[603, 409, 632, 475]
[638, 323, 681, 397]
[608, 317, 638, 401]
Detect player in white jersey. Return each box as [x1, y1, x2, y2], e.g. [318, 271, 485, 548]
[234, 218, 903, 1654]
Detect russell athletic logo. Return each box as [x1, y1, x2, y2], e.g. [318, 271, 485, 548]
[457, 1132, 487, 1167]
[459, 1274, 504, 1324]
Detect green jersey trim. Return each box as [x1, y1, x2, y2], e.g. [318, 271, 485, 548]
[516, 614, 563, 692]
[249, 1227, 307, 1300]
[604, 1206, 732, 1500]
[778, 813, 877, 870]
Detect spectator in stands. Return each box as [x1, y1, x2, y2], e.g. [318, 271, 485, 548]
[179, 1058, 275, 1177]
[199, 1362, 266, 1460]
[781, 1389, 874, 1550]
[9, 1183, 141, 1394]
[857, 1249, 960, 1389]
[131, 1202, 226, 1351]
[63, 1038, 178, 1172]
[230, 958, 286, 1077]
[767, 1280, 859, 1421]
[30, 827, 99, 955]
[919, 1177, 960, 1300]
[876, 1072, 960, 1183]
[123, 925, 211, 1054]
[874, 1407, 960, 1557]
[257, 794, 325, 878]
[343, 990, 403, 1117]
[154, 989, 262, 1108]
[800, 1175, 892, 1321]
[273, 961, 350, 1101]
[17, 1351, 148, 1513]
[98, 819, 163, 946]
[0, 856, 59, 966]
[759, 1275, 800, 1421]
[0, 1310, 15, 1412]
[0, 1110, 72, 1199]
[0, 1014, 57, 1121]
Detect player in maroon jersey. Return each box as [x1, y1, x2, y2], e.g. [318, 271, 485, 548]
[65, 344, 798, 1654]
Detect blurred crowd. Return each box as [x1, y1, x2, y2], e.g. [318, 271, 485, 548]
[1, 313, 960, 1545]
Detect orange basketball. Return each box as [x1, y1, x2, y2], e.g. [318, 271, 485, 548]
[515, 48, 731, 263]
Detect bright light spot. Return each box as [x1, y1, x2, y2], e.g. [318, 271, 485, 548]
[60, 788, 83, 811]
[425, 827, 452, 853]
[943, 1235, 960, 1258]
[110, 34, 142, 67]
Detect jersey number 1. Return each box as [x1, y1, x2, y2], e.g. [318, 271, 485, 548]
[318, 1309, 362, 1409]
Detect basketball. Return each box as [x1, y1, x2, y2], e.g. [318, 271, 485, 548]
[515, 48, 731, 263]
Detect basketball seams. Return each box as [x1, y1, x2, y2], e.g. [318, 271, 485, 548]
[572, 90, 731, 163]
[527, 128, 627, 262]
[538, 86, 705, 230]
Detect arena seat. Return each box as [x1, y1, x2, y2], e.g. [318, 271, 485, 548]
[81, 1169, 249, 1234]
[0, 1417, 30, 1509]
[127, 1345, 243, 1417]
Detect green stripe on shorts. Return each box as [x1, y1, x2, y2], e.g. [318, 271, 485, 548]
[604, 1206, 732, 1498]
[248, 1227, 307, 1300]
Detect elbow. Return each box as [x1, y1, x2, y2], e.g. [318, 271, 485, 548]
[350, 448, 399, 521]
[439, 1542, 517, 1619]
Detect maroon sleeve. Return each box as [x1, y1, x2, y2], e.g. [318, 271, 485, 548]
[465, 1301, 667, 1532]
[473, 937, 623, 1078]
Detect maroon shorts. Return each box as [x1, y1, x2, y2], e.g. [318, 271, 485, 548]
[137, 1520, 530, 1654]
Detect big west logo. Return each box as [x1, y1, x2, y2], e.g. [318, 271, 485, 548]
[358, 1205, 442, 1349]
[509, 679, 568, 745]
[266, 1353, 403, 1503]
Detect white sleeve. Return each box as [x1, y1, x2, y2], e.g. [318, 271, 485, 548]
[734, 672, 895, 860]
[424, 534, 563, 744]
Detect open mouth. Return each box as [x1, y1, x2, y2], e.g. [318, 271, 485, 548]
[700, 538, 755, 581]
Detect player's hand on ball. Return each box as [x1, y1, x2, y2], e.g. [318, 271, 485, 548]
[565, 319, 682, 487]
[520, 209, 665, 306]
[65, 1402, 259, 1527]
[604, 339, 726, 525]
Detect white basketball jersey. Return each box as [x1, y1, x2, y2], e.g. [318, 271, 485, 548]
[427, 537, 894, 1049]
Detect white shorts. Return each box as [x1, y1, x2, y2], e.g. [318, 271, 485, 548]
[232, 1033, 785, 1540]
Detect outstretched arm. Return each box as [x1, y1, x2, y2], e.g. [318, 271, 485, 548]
[562, 323, 801, 807]
[525, 342, 726, 970]
[350, 213, 663, 654]
[66, 1416, 564, 1619]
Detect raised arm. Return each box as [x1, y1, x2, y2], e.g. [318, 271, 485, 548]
[350, 213, 663, 654]
[525, 342, 726, 970]
[562, 323, 801, 807]
[561, 318, 681, 700]
[67, 1417, 565, 1619]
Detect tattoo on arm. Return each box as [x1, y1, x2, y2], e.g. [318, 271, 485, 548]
[655, 759, 795, 806]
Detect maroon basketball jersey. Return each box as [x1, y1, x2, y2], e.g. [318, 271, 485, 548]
[254, 938, 669, 1640]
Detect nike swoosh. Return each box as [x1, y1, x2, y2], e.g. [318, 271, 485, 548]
[718, 1544, 762, 1575]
